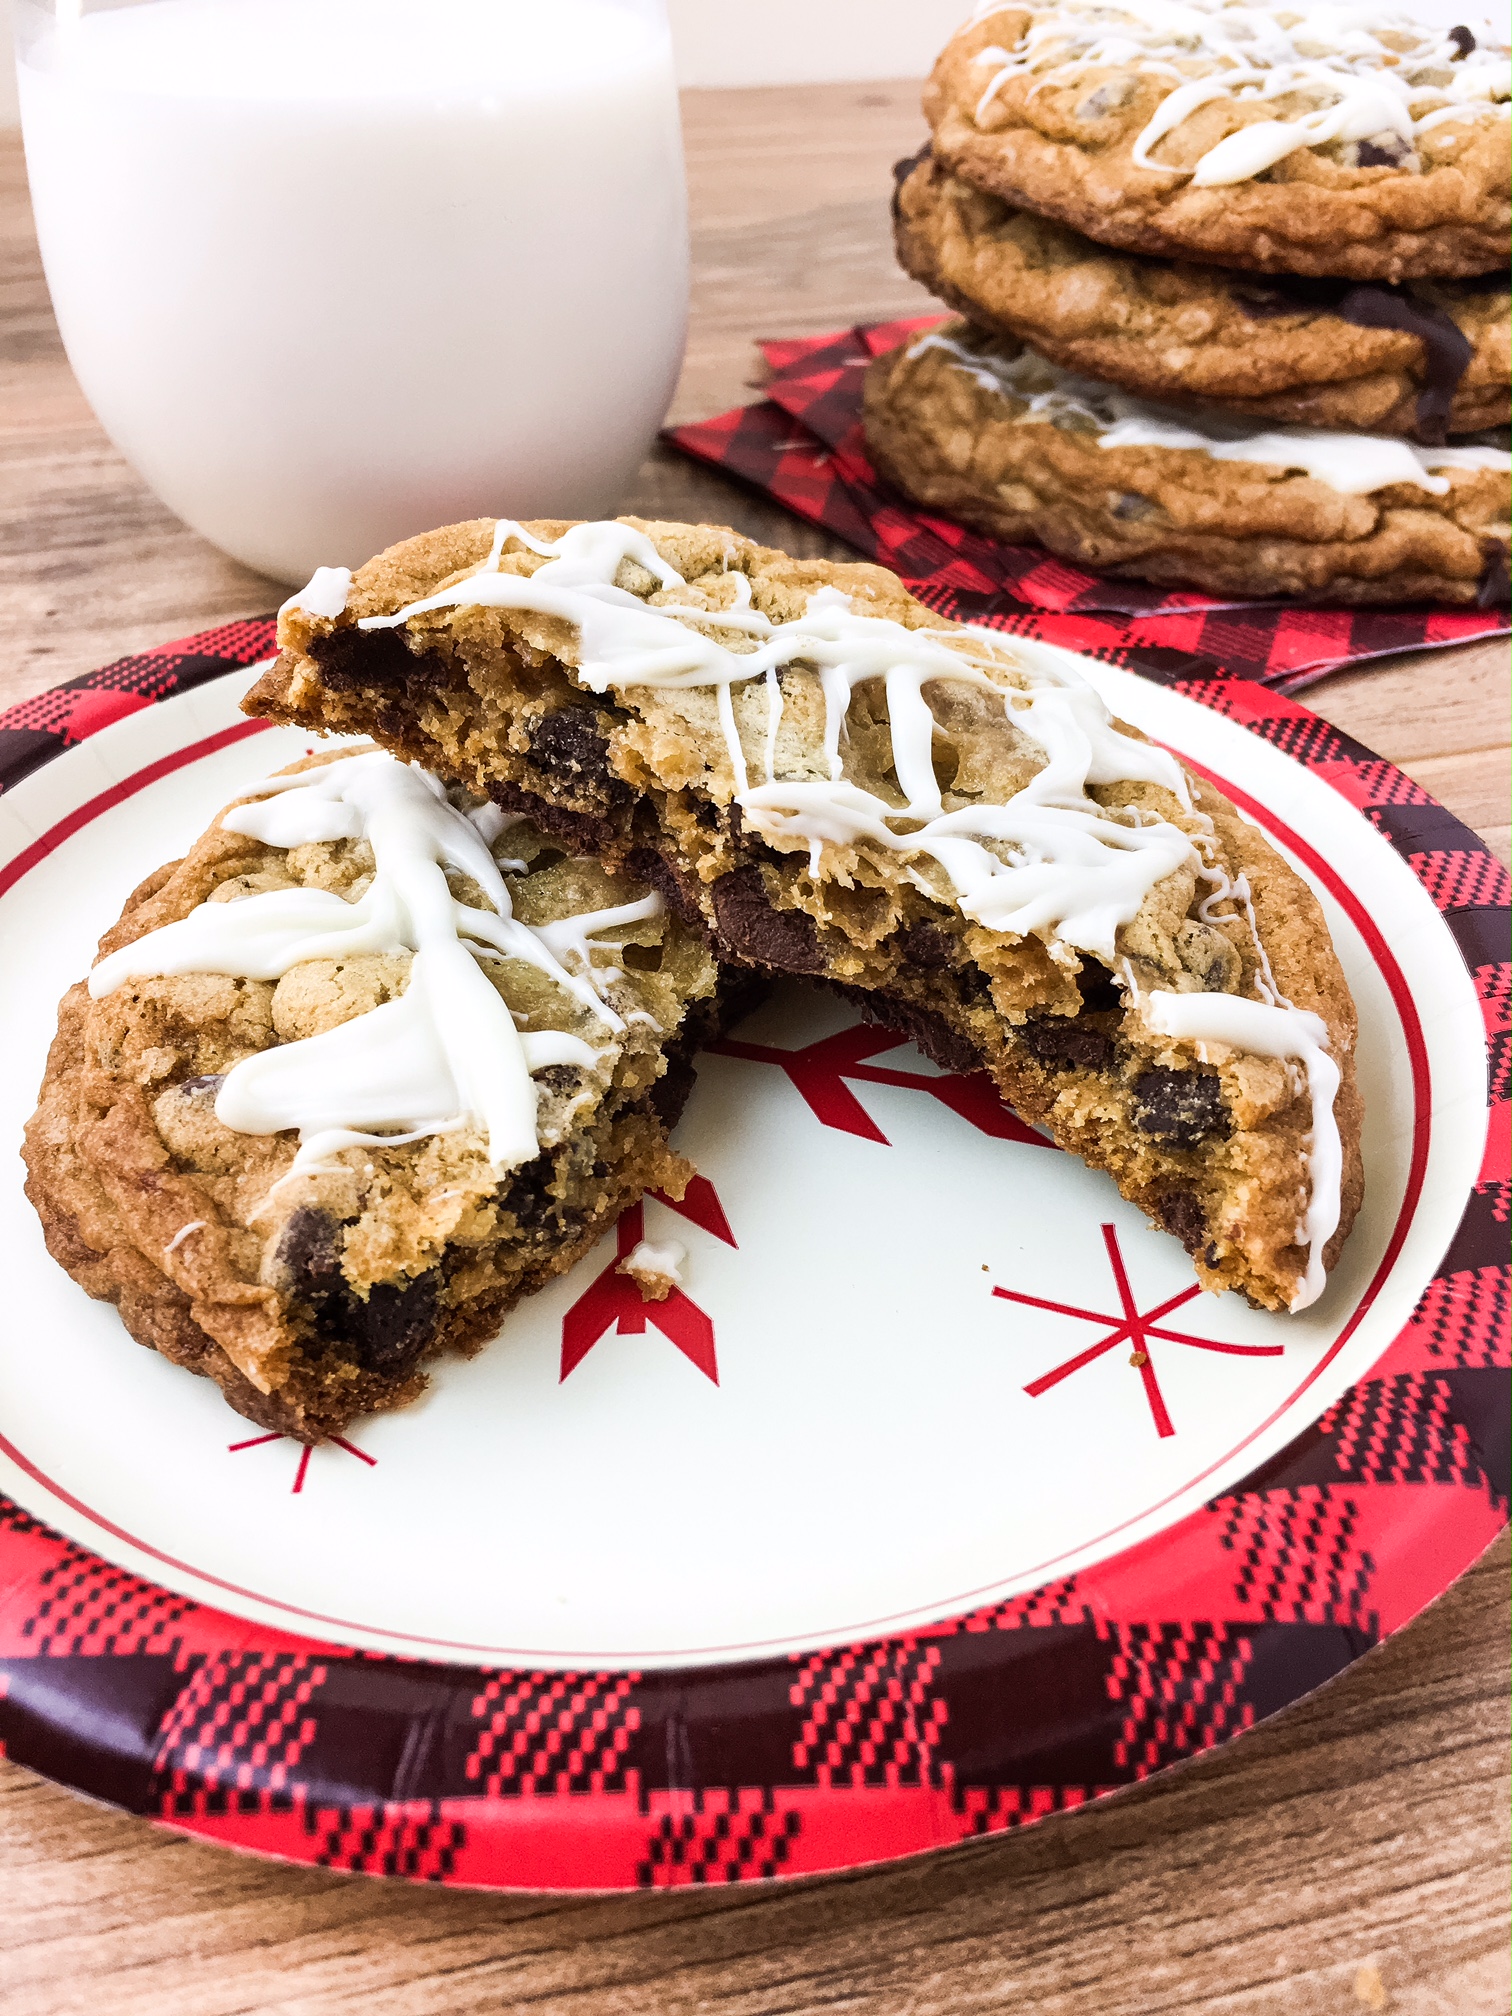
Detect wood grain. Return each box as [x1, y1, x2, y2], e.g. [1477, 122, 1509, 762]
[0, 81, 1506, 2016]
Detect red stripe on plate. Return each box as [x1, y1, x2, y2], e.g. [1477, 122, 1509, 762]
[0, 719, 274, 903]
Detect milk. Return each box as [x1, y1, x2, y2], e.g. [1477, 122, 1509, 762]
[16, 0, 688, 582]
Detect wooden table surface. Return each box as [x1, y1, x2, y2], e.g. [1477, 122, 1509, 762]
[0, 85, 1507, 2016]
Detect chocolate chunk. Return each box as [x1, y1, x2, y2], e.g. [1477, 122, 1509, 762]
[836, 985, 982, 1075]
[1332, 284, 1472, 445]
[1477, 544, 1510, 609]
[649, 1052, 699, 1129]
[277, 1207, 345, 1295]
[1448, 24, 1476, 57]
[896, 919, 955, 969]
[1076, 961, 1124, 1013]
[1132, 1067, 1229, 1148]
[177, 1074, 225, 1096]
[711, 866, 825, 975]
[488, 780, 628, 857]
[277, 1207, 438, 1378]
[891, 139, 932, 220]
[532, 1064, 582, 1098]
[626, 846, 709, 930]
[348, 1274, 439, 1374]
[1355, 134, 1411, 168]
[1231, 275, 1474, 443]
[307, 624, 426, 690]
[1022, 1017, 1115, 1072]
[501, 1153, 564, 1233]
[1157, 1189, 1207, 1254]
[528, 709, 626, 801]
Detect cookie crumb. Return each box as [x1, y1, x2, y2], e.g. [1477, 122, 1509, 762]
[1129, 1349, 1149, 1367]
[618, 1238, 686, 1303]
[1353, 1962, 1389, 2010]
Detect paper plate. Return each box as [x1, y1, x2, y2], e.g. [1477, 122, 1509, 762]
[0, 623, 1504, 1889]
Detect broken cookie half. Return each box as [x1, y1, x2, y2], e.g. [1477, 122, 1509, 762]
[250, 516, 1365, 1314]
[23, 745, 731, 1442]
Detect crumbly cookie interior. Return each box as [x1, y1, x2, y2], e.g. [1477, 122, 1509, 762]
[250, 518, 1364, 1313]
[23, 769, 725, 1442]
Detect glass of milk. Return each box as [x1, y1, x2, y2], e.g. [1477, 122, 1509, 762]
[13, 0, 689, 583]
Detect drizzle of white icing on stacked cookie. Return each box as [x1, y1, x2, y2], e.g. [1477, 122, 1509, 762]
[966, 0, 1509, 185]
[352, 518, 1344, 1307]
[911, 327, 1512, 494]
[89, 749, 663, 1178]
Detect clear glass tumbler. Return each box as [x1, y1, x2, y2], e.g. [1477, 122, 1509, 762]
[13, 0, 689, 582]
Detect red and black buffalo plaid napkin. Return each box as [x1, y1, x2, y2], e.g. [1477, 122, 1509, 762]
[667, 317, 1510, 693]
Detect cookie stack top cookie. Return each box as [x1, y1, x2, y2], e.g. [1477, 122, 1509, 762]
[929, 0, 1509, 280]
[868, 0, 1510, 604]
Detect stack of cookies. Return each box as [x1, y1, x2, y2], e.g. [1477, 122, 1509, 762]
[864, 0, 1511, 604]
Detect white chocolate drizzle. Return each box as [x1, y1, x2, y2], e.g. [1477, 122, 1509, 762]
[619, 1237, 686, 1293]
[911, 329, 1512, 495]
[363, 523, 1197, 961]
[280, 565, 352, 620]
[1144, 990, 1342, 1309]
[965, 0, 1509, 186]
[89, 750, 666, 1180]
[353, 518, 1344, 1301]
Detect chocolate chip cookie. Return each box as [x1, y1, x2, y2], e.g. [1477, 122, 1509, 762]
[23, 747, 729, 1442]
[862, 318, 1509, 603]
[247, 515, 1366, 1313]
[927, 3, 1511, 280]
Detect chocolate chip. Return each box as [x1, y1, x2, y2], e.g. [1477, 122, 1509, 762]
[177, 1074, 225, 1096]
[896, 919, 955, 969]
[307, 624, 425, 690]
[532, 1065, 582, 1097]
[890, 139, 932, 220]
[277, 1207, 345, 1294]
[649, 1052, 700, 1128]
[1132, 1067, 1230, 1148]
[1077, 961, 1124, 1013]
[1022, 1018, 1116, 1072]
[501, 1153, 563, 1232]
[276, 1207, 438, 1378]
[347, 1274, 439, 1375]
[711, 865, 825, 974]
[489, 780, 627, 858]
[1111, 492, 1158, 521]
[1157, 1189, 1207, 1254]
[528, 709, 623, 797]
[1333, 283, 1470, 443]
[1355, 134, 1411, 168]
[1448, 24, 1476, 57]
[834, 985, 982, 1074]
[1477, 544, 1510, 609]
[620, 940, 663, 971]
[626, 846, 708, 929]
[1231, 275, 1475, 444]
